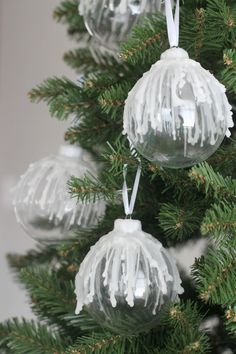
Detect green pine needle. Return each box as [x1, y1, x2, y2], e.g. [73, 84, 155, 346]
[53, 0, 87, 39]
[4, 319, 67, 354]
[201, 202, 236, 238]
[193, 239, 236, 305]
[159, 202, 203, 241]
[221, 49, 236, 93]
[65, 333, 138, 354]
[189, 162, 236, 201]
[19, 267, 76, 330]
[28, 77, 84, 120]
[68, 173, 119, 203]
[154, 302, 211, 353]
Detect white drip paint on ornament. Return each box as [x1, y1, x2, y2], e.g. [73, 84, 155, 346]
[79, 0, 166, 52]
[75, 219, 183, 333]
[123, 47, 234, 169]
[13, 145, 106, 243]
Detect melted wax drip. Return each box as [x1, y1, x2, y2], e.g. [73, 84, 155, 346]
[75, 220, 184, 316]
[123, 48, 234, 151]
[13, 152, 105, 232]
[79, 0, 164, 49]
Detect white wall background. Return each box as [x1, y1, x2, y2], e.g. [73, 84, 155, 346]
[0, 0, 73, 321]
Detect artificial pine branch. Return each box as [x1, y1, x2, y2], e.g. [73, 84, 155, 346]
[180, 0, 236, 68]
[64, 126, 83, 145]
[120, 13, 168, 66]
[225, 305, 236, 337]
[65, 330, 164, 354]
[82, 71, 132, 96]
[189, 162, 236, 201]
[68, 174, 120, 203]
[53, 0, 79, 22]
[63, 312, 102, 334]
[201, 202, 236, 237]
[64, 48, 107, 74]
[119, 0, 236, 75]
[7, 245, 59, 272]
[154, 302, 211, 353]
[147, 166, 205, 208]
[64, 48, 99, 73]
[158, 202, 204, 241]
[180, 6, 206, 61]
[221, 49, 236, 93]
[101, 139, 140, 174]
[19, 267, 75, 326]
[193, 239, 236, 305]
[64, 48, 123, 74]
[0, 323, 13, 353]
[28, 77, 86, 120]
[65, 333, 139, 354]
[99, 82, 132, 120]
[64, 118, 122, 148]
[208, 141, 236, 175]
[4, 319, 67, 354]
[53, 0, 87, 40]
[204, 0, 236, 48]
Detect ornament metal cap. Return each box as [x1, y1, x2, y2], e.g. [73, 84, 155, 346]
[114, 219, 142, 233]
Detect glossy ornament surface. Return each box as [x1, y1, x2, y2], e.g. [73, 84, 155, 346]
[123, 48, 234, 169]
[13, 145, 105, 243]
[79, 0, 165, 51]
[75, 219, 183, 333]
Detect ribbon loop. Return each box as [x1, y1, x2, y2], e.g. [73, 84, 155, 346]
[122, 164, 141, 217]
[165, 0, 179, 48]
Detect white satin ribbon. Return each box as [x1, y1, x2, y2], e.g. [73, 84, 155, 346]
[165, 0, 179, 47]
[122, 164, 141, 217]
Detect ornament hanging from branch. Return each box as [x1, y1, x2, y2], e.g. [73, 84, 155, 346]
[79, 0, 167, 52]
[75, 164, 183, 333]
[123, 0, 234, 169]
[13, 145, 106, 243]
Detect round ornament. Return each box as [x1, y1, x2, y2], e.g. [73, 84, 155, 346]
[79, 0, 166, 52]
[13, 145, 106, 243]
[75, 219, 183, 334]
[123, 47, 234, 169]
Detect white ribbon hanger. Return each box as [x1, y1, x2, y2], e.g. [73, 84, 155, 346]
[165, 0, 180, 47]
[122, 164, 141, 217]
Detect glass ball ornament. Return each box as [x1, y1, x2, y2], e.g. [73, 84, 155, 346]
[13, 145, 106, 243]
[79, 0, 166, 52]
[75, 219, 183, 334]
[123, 47, 234, 169]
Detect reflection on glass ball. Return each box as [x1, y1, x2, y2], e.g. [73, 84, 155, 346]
[75, 219, 183, 334]
[13, 145, 105, 243]
[79, 0, 165, 51]
[123, 48, 234, 169]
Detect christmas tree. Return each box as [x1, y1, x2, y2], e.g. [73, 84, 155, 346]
[1, 0, 236, 353]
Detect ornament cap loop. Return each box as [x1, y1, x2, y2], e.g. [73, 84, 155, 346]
[58, 144, 84, 159]
[114, 219, 142, 233]
[161, 47, 189, 60]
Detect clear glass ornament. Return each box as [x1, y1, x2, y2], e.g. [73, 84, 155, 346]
[123, 48, 234, 169]
[13, 145, 106, 243]
[79, 0, 165, 51]
[75, 219, 183, 334]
